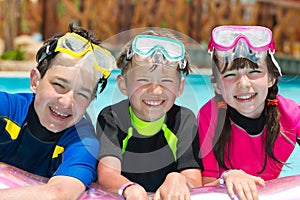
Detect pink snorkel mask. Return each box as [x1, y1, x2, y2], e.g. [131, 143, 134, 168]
[208, 26, 282, 76]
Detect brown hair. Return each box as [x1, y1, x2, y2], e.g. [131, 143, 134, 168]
[212, 53, 282, 173]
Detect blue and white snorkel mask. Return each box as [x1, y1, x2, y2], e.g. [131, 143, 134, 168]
[121, 35, 187, 70]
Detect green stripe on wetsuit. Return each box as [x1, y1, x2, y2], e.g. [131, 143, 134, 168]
[122, 106, 178, 161]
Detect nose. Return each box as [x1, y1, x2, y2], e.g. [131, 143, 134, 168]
[58, 91, 73, 108]
[237, 74, 251, 88]
[147, 83, 163, 95]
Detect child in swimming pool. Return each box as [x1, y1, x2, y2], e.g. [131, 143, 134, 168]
[0, 24, 115, 199]
[96, 28, 203, 200]
[198, 25, 300, 200]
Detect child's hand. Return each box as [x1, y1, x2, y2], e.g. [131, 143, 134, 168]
[153, 172, 190, 200]
[123, 183, 148, 200]
[223, 170, 265, 200]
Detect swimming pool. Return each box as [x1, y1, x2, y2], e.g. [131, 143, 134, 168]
[0, 70, 300, 177]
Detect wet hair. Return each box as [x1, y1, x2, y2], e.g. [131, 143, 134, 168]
[211, 53, 282, 173]
[35, 23, 107, 94]
[116, 29, 191, 76]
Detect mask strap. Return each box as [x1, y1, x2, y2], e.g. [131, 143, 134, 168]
[269, 50, 282, 76]
[119, 48, 134, 69]
[179, 59, 187, 70]
[126, 48, 134, 60]
[37, 40, 58, 63]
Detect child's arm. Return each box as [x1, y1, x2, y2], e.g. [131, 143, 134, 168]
[98, 156, 148, 200]
[203, 170, 265, 200]
[180, 168, 202, 188]
[202, 176, 219, 186]
[153, 172, 190, 200]
[153, 169, 202, 200]
[222, 170, 264, 200]
[0, 176, 85, 200]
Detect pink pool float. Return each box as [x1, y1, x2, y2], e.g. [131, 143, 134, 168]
[1, 162, 299, 199]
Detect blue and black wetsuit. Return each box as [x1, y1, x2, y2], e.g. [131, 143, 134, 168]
[0, 92, 99, 188]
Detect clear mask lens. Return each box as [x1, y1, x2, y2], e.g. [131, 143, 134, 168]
[133, 35, 185, 61]
[209, 26, 282, 76]
[210, 26, 274, 52]
[126, 35, 187, 69]
[55, 32, 116, 78]
[133, 51, 179, 68]
[215, 39, 268, 63]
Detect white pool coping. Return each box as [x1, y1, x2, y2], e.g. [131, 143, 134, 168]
[0, 71, 30, 77]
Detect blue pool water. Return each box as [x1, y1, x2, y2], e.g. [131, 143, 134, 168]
[0, 70, 300, 177]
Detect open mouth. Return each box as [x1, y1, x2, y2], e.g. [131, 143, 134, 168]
[49, 107, 71, 119]
[234, 93, 257, 101]
[143, 100, 165, 106]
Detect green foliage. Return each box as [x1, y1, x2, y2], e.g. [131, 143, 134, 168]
[20, 20, 30, 33]
[57, 0, 65, 17]
[160, 20, 168, 28]
[1, 49, 26, 61]
[57, 0, 81, 17]
[74, 0, 81, 10]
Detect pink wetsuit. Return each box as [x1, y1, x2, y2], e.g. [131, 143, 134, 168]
[198, 95, 300, 180]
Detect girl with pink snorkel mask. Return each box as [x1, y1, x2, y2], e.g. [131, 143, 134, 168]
[198, 25, 300, 200]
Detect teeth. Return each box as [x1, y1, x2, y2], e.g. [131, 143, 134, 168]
[144, 100, 163, 106]
[236, 94, 255, 100]
[50, 107, 69, 118]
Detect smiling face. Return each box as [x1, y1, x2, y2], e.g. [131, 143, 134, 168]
[214, 58, 275, 118]
[118, 63, 185, 122]
[30, 53, 99, 133]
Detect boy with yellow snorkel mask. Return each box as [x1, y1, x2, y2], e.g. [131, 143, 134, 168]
[96, 29, 203, 200]
[0, 24, 115, 199]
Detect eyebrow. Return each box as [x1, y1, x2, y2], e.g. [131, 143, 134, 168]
[55, 76, 93, 94]
[79, 86, 93, 95]
[55, 76, 69, 84]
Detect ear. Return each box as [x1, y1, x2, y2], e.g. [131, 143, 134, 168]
[177, 77, 186, 97]
[213, 82, 222, 95]
[268, 77, 276, 88]
[211, 75, 222, 95]
[30, 68, 41, 93]
[117, 75, 128, 96]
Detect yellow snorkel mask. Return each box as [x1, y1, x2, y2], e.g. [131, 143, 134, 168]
[38, 32, 116, 79]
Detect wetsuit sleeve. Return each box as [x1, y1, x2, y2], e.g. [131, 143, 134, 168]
[96, 106, 122, 160]
[176, 107, 203, 171]
[197, 98, 220, 178]
[277, 95, 300, 145]
[0, 92, 33, 120]
[54, 120, 100, 188]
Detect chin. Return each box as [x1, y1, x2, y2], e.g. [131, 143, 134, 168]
[147, 114, 164, 122]
[44, 124, 65, 133]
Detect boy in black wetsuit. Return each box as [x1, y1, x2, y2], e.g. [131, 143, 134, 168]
[97, 28, 203, 200]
